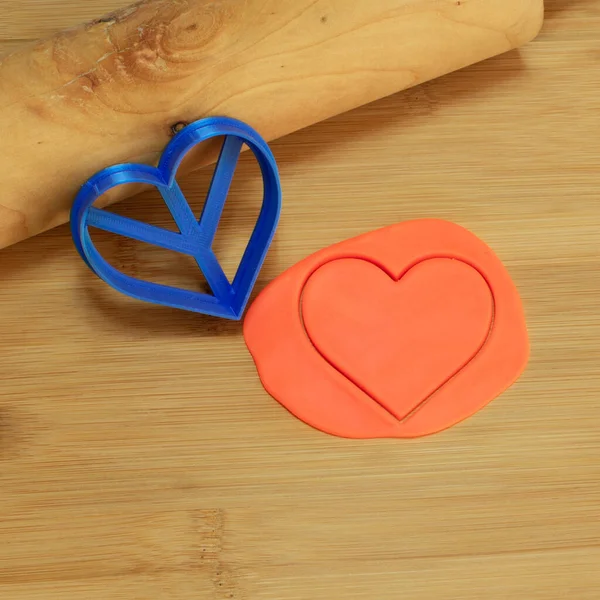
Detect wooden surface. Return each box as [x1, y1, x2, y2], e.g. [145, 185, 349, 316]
[0, 0, 543, 249]
[1, 1, 600, 598]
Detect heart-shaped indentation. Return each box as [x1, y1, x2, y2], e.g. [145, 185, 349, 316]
[301, 258, 494, 420]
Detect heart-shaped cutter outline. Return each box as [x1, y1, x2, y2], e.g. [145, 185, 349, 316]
[300, 256, 495, 422]
[71, 116, 282, 320]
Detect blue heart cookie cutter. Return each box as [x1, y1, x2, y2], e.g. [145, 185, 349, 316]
[71, 116, 282, 320]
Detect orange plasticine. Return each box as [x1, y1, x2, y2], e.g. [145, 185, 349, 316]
[244, 220, 529, 439]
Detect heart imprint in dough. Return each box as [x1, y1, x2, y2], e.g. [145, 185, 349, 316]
[301, 258, 494, 421]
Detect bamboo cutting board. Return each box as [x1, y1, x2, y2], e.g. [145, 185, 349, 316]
[1, 1, 600, 599]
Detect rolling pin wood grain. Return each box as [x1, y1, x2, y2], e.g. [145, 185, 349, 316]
[0, 0, 543, 248]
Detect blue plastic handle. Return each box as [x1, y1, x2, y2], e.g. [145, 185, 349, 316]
[71, 117, 282, 320]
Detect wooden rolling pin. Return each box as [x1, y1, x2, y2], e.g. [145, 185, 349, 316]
[0, 0, 544, 249]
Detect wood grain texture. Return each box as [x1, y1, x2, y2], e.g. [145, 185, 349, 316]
[2, 0, 600, 599]
[0, 0, 543, 248]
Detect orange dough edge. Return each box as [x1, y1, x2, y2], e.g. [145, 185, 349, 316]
[243, 220, 529, 439]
